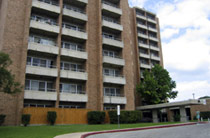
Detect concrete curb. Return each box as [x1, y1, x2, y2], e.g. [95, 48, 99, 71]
[54, 122, 208, 138]
[81, 122, 207, 138]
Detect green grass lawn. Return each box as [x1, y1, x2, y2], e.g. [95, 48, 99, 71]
[0, 122, 181, 138]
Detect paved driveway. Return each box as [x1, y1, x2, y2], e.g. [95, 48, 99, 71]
[87, 123, 210, 138]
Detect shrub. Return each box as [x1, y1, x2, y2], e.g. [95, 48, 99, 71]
[108, 110, 142, 124]
[47, 111, 57, 125]
[200, 111, 210, 119]
[193, 116, 197, 120]
[108, 111, 118, 124]
[140, 117, 153, 123]
[21, 114, 31, 127]
[173, 114, 180, 122]
[0, 114, 6, 126]
[87, 111, 105, 124]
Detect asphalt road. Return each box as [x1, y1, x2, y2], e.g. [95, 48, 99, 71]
[87, 123, 210, 138]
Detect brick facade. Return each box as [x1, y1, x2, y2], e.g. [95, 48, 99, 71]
[0, 0, 163, 125]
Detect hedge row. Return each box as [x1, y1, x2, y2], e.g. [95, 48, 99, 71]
[108, 111, 142, 124]
[0, 114, 6, 126]
[87, 110, 142, 124]
[200, 111, 210, 119]
[87, 111, 105, 124]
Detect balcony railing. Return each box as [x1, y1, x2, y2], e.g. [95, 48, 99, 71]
[29, 36, 57, 47]
[37, 0, 59, 6]
[27, 62, 56, 68]
[103, 55, 122, 60]
[103, 73, 124, 78]
[60, 67, 85, 72]
[62, 23, 85, 32]
[60, 90, 86, 94]
[102, 16, 120, 24]
[147, 16, 155, 21]
[31, 15, 58, 26]
[104, 92, 124, 97]
[61, 43, 85, 52]
[149, 35, 157, 38]
[139, 52, 149, 55]
[63, 4, 85, 14]
[136, 12, 145, 17]
[25, 87, 56, 92]
[102, 35, 121, 42]
[102, 0, 119, 8]
[140, 62, 149, 65]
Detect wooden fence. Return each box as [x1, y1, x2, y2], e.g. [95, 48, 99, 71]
[23, 107, 110, 125]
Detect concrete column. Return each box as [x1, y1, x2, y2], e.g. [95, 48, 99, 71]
[180, 106, 187, 122]
[152, 110, 159, 123]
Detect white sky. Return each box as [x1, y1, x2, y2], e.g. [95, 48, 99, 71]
[129, 0, 210, 101]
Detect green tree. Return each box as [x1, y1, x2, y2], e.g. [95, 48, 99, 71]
[0, 52, 22, 94]
[137, 64, 178, 105]
[199, 96, 210, 99]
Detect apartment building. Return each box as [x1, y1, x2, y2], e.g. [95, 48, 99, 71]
[0, 0, 163, 125]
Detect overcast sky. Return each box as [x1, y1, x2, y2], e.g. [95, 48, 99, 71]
[128, 0, 210, 101]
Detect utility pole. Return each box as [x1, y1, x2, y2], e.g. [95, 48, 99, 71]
[193, 93, 195, 99]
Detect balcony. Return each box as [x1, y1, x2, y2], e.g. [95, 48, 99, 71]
[102, 37, 124, 48]
[28, 41, 59, 55]
[59, 92, 88, 102]
[103, 96, 127, 104]
[136, 14, 146, 20]
[63, 5, 87, 21]
[30, 20, 59, 34]
[62, 24, 87, 40]
[140, 63, 151, 69]
[26, 64, 58, 77]
[103, 56, 125, 66]
[24, 90, 57, 101]
[151, 55, 161, 61]
[148, 27, 157, 32]
[138, 33, 148, 39]
[147, 18, 157, 24]
[102, 17, 123, 31]
[61, 48, 87, 59]
[139, 43, 149, 49]
[103, 75, 126, 85]
[137, 23, 147, 29]
[60, 69, 88, 80]
[139, 53, 150, 59]
[75, 0, 88, 4]
[150, 45, 160, 51]
[32, 0, 60, 14]
[102, 1, 122, 15]
[149, 36, 159, 42]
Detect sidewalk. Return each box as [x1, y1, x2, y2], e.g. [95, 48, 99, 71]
[54, 122, 204, 138]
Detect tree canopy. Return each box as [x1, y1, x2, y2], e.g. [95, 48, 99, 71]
[0, 52, 22, 94]
[136, 64, 178, 105]
[199, 96, 210, 99]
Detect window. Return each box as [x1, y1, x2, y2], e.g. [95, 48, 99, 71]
[25, 79, 54, 92]
[31, 80, 39, 91]
[27, 56, 54, 68]
[29, 35, 56, 46]
[25, 80, 30, 90]
[60, 61, 83, 72]
[31, 14, 57, 26]
[61, 41, 84, 51]
[60, 83, 84, 94]
[103, 68, 121, 77]
[104, 87, 121, 97]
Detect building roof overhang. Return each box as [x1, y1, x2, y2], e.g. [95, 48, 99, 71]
[136, 99, 203, 110]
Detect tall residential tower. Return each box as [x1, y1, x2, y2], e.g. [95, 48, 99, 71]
[0, 0, 163, 125]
